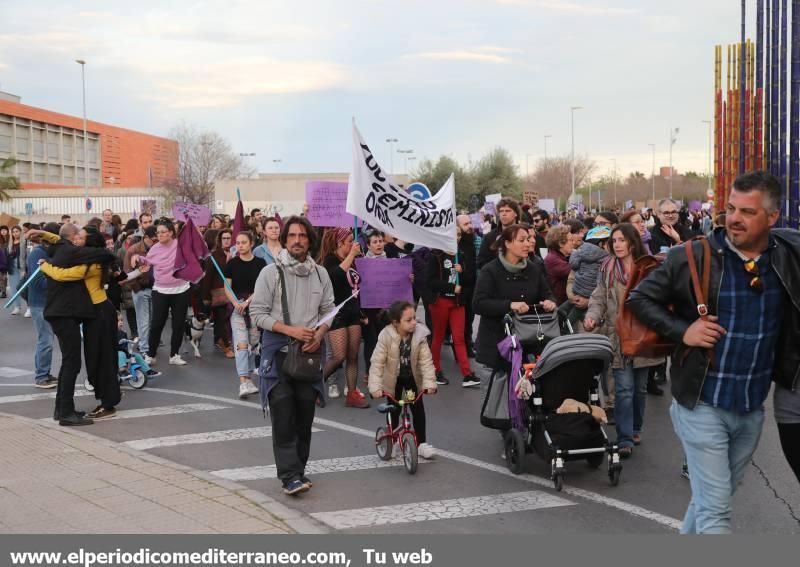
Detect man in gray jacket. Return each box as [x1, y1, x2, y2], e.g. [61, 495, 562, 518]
[249, 216, 335, 495]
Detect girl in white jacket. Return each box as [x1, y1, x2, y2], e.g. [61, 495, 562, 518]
[368, 301, 438, 458]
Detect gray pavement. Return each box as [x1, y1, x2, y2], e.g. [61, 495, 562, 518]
[1, 307, 798, 534]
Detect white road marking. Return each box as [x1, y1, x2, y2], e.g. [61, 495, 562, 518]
[0, 390, 94, 404]
[0, 384, 36, 387]
[311, 490, 575, 530]
[125, 426, 322, 451]
[146, 387, 682, 530]
[0, 367, 32, 378]
[34, 402, 229, 421]
[211, 454, 430, 481]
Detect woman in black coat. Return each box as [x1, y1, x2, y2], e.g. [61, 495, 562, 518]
[472, 224, 556, 375]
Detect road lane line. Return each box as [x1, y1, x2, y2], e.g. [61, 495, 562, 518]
[126, 425, 322, 450]
[146, 387, 682, 530]
[211, 454, 431, 481]
[0, 390, 94, 404]
[35, 402, 229, 421]
[311, 490, 574, 530]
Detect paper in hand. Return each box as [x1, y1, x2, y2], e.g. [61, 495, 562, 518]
[313, 289, 359, 329]
[125, 269, 142, 281]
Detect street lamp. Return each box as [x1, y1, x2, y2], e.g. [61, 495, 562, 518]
[239, 153, 256, 179]
[386, 138, 398, 176]
[570, 107, 583, 203]
[648, 143, 656, 204]
[272, 159, 282, 172]
[669, 127, 679, 200]
[397, 149, 414, 175]
[544, 134, 552, 165]
[701, 120, 713, 196]
[610, 158, 617, 206]
[76, 59, 88, 210]
[407, 156, 417, 176]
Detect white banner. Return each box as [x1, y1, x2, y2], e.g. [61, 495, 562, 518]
[347, 123, 457, 252]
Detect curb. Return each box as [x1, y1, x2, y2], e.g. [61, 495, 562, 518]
[0, 411, 329, 534]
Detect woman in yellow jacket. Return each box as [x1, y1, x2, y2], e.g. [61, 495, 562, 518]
[368, 301, 438, 459]
[39, 226, 121, 419]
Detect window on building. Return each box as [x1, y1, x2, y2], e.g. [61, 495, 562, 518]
[15, 129, 29, 156]
[76, 138, 84, 164]
[32, 128, 44, 158]
[0, 122, 12, 155]
[88, 137, 98, 164]
[33, 162, 46, 184]
[48, 164, 61, 184]
[47, 131, 59, 160]
[63, 166, 74, 185]
[16, 161, 30, 182]
[62, 136, 73, 161]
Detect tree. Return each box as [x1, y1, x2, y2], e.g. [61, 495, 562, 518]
[163, 123, 253, 206]
[527, 154, 598, 205]
[473, 147, 522, 201]
[0, 158, 21, 202]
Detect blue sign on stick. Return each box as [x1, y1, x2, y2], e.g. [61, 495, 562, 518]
[406, 182, 432, 200]
[85, 198, 93, 212]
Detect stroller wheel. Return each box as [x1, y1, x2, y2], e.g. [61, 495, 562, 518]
[505, 429, 526, 475]
[609, 467, 621, 487]
[553, 474, 564, 492]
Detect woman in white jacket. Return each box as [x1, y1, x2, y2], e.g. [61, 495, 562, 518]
[368, 301, 438, 459]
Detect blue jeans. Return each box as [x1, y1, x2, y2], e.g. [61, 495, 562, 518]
[612, 362, 648, 448]
[8, 270, 26, 309]
[117, 351, 152, 373]
[132, 289, 152, 355]
[231, 309, 260, 378]
[670, 399, 765, 534]
[30, 306, 53, 381]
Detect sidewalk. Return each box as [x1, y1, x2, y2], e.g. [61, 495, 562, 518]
[0, 412, 324, 534]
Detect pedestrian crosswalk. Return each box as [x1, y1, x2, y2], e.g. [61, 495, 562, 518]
[0, 384, 679, 533]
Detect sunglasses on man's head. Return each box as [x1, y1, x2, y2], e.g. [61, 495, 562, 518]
[743, 259, 763, 293]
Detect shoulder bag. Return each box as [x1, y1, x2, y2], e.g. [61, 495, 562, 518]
[276, 266, 323, 382]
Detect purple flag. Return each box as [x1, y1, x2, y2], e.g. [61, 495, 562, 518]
[174, 217, 210, 284]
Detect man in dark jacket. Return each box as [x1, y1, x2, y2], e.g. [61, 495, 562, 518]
[457, 215, 479, 356]
[29, 224, 115, 426]
[648, 198, 696, 254]
[627, 171, 798, 534]
[476, 198, 522, 268]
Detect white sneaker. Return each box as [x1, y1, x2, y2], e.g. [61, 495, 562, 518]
[418, 443, 436, 459]
[244, 379, 259, 396]
[143, 355, 156, 365]
[328, 383, 340, 399]
[169, 354, 187, 366]
[11, 307, 20, 316]
[23, 308, 31, 318]
[238, 382, 251, 399]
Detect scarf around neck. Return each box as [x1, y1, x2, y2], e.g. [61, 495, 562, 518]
[366, 250, 387, 259]
[276, 248, 316, 277]
[499, 253, 527, 273]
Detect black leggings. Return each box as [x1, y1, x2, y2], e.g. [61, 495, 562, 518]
[148, 289, 190, 357]
[777, 422, 800, 484]
[389, 373, 427, 444]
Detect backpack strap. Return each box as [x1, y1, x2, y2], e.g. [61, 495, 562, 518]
[684, 238, 711, 320]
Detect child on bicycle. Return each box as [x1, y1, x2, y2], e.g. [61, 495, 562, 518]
[117, 316, 160, 380]
[368, 301, 438, 458]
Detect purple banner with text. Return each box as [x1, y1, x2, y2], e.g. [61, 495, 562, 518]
[355, 257, 413, 309]
[306, 181, 357, 228]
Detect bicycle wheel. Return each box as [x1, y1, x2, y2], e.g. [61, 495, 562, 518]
[128, 368, 147, 390]
[401, 432, 418, 475]
[375, 426, 393, 461]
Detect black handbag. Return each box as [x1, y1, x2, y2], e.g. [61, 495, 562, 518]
[276, 267, 323, 382]
[512, 306, 560, 348]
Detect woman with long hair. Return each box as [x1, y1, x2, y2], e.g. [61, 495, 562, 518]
[6, 225, 28, 315]
[254, 217, 283, 265]
[130, 219, 192, 366]
[203, 228, 234, 358]
[318, 227, 369, 408]
[584, 223, 664, 459]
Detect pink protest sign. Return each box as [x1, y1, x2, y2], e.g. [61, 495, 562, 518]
[355, 257, 413, 309]
[305, 181, 357, 228]
[172, 202, 212, 226]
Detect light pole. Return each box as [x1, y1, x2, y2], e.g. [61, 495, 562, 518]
[386, 138, 398, 176]
[407, 156, 416, 177]
[610, 158, 617, 207]
[648, 143, 656, 204]
[669, 127, 679, 199]
[272, 159, 282, 172]
[701, 120, 713, 196]
[544, 134, 552, 165]
[76, 59, 88, 210]
[239, 153, 256, 178]
[570, 107, 583, 203]
[397, 149, 414, 175]
[525, 154, 531, 179]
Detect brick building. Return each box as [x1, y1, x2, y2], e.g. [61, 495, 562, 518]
[0, 91, 176, 190]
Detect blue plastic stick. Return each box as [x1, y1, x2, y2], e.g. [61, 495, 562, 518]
[209, 255, 240, 304]
[3, 266, 41, 309]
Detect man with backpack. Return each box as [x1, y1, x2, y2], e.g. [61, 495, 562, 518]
[627, 171, 800, 534]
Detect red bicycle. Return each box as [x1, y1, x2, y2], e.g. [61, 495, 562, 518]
[374, 390, 426, 475]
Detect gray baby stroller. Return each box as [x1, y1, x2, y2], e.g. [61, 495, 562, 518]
[506, 333, 622, 490]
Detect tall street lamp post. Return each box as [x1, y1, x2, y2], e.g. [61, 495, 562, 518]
[648, 143, 656, 204]
[669, 127, 679, 200]
[570, 107, 583, 203]
[76, 59, 88, 210]
[386, 138, 398, 176]
[701, 120, 713, 196]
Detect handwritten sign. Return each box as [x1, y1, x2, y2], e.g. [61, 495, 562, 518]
[172, 202, 211, 226]
[355, 257, 413, 309]
[306, 181, 356, 227]
[484, 201, 496, 216]
[469, 213, 484, 232]
[538, 199, 556, 213]
[522, 191, 539, 206]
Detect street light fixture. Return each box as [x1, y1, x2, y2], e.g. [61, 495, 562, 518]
[272, 159, 282, 173]
[610, 158, 617, 206]
[544, 134, 552, 166]
[76, 59, 88, 210]
[648, 143, 656, 204]
[669, 127, 679, 199]
[701, 120, 713, 197]
[407, 156, 417, 176]
[570, 107, 583, 203]
[397, 149, 414, 176]
[386, 138, 398, 176]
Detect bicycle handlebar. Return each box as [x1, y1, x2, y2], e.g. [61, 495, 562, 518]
[383, 391, 426, 404]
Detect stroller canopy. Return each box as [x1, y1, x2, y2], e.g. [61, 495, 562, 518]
[532, 334, 613, 381]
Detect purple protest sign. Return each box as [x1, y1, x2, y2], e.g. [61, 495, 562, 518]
[355, 257, 413, 309]
[306, 181, 357, 228]
[484, 201, 496, 216]
[469, 213, 483, 232]
[688, 200, 702, 212]
[173, 202, 212, 226]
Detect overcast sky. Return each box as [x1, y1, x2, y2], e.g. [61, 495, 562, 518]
[1, 0, 751, 180]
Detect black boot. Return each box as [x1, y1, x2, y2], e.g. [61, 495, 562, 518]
[54, 408, 86, 421]
[58, 412, 94, 426]
[647, 374, 664, 396]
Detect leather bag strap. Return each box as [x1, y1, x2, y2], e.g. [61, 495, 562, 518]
[685, 238, 711, 320]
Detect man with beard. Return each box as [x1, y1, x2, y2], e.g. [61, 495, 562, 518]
[250, 216, 335, 495]
[457, 214, 478, 357]
[477, 198, 522, 269]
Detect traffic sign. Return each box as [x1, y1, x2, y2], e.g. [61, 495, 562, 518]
[406, 182, 432, 200]
[85, 198, 93, 212]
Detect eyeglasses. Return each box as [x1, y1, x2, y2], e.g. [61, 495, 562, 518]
[743, 259, 763, 293]
[661, 210, 679, 216]
[595, 220, 612, 227]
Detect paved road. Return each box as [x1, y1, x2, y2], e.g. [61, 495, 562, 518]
[1, 307, 798, 534]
